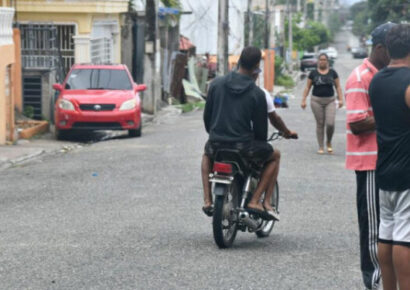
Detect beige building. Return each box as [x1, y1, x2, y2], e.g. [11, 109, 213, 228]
[15, 0, 129, 120]
[17, 0, 129, 64]
[0, 5, 18, 145]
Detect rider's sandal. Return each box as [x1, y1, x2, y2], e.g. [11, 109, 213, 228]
[202, 205, 214, 217]
[264, 207, 280, 221]
[246, 207, 273, 220]
[327, 145, 333, 154]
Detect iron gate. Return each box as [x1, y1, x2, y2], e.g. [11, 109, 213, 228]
[22, 76, 42, 120]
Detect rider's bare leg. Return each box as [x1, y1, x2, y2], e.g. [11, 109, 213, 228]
[263, 150, 281, 211]
[201, 154, 213, 207]
[247, 151, 277, 211]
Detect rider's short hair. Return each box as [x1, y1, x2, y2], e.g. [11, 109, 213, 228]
[386, 24, 410, 59]
[239, 47, 261, 70]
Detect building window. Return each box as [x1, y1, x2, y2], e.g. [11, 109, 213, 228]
[20, 24, 75, 74]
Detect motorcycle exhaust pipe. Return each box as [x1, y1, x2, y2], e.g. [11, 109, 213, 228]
[239, 211, 259, 231]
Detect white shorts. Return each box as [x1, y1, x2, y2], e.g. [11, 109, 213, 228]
[379, 189, 410, 246]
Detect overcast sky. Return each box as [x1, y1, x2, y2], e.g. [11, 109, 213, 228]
[339, 0, 364, 6]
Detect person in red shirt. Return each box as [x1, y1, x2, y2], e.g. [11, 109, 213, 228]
[345, 22, 396, 290]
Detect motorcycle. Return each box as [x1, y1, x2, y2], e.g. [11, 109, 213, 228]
[209, 132, 283, 248]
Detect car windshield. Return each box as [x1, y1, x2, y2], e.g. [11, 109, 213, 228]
[302, 55, 315, 59]
[65, 69, 132, 90]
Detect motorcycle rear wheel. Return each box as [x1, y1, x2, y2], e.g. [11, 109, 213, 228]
[256, 181, 279, 238]
[213, 182, 239, 248]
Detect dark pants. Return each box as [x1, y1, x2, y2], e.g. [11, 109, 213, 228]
[355, 170, 381, 289]
[204, 140, 273, 164]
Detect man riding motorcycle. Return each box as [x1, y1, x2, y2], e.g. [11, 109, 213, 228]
[201, 46, 297, 220]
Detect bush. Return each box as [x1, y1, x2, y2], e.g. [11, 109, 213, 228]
[176, 101, 206, 113]
[275, 75, 295, 88]
[23, 106, 34, 119]
[275, 55, 284, 78]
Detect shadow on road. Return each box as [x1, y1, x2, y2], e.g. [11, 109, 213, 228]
[56, 130, 130, 144]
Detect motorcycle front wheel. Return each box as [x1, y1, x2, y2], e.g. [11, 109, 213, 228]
[212, 182, 239, 248]
[256, 181, 279, 238]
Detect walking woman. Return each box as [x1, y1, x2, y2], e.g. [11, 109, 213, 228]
[301, 53, 343, 154]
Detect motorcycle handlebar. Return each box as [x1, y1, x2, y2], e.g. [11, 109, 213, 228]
[268, 131, 298, 141]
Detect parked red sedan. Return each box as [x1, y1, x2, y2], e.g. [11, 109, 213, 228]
[53, 64, 146, 140]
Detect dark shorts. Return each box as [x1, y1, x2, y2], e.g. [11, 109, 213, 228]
[204, 140, 274, 164]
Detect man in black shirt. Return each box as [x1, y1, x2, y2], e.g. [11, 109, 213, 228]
[369, 24, 410, 290]
[201, 47, 281, 220]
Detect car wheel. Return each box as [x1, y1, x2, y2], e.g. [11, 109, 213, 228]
[55, 126, 67, 140]
[128, 124, 142, 138]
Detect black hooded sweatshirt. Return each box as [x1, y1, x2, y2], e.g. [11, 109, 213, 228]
[204, 71, 268, 143]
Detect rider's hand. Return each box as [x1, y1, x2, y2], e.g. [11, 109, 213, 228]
[301, 99, 307, 110]
[284, 130, 298, 139]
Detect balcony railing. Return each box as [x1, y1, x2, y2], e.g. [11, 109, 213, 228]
[91, 37, 114, 64]
[0, 7, 14, 46]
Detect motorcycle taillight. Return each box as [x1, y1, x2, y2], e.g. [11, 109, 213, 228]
[213, 162, 232, 174]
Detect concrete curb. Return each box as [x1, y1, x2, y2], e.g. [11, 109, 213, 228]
[0, 149, 45, 170]
[0, 108, 166, 170]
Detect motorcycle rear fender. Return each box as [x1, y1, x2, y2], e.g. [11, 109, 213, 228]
[209, 173, 233, 184]
[209, 174, 234, 195]
[213, 183, 227, 196]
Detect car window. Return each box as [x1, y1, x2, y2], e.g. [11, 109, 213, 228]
[65, 69, 132, 90]
[302, 55, 315, 59]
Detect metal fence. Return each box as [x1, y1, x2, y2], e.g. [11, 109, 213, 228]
[20, 24, 75, 74]
[0, 7, 14, 46]
[90, 37, 113, 64]
[57, 25, 75, 72]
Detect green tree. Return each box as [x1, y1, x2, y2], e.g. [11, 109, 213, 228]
[160, 0, 181, 8]
[351, 0, 408, 36]
[244, 12, 266, 49]
[285, 15, 330, 51]
[350, 1, 370, 36]
[327, 12, 343, 38]
[368, 0, 408, 29]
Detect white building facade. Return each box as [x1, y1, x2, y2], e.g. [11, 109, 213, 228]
[179, 0, 247, 55]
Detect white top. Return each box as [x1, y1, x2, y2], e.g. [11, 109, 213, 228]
[262, 88, 275, 113]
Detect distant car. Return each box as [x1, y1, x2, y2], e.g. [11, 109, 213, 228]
[351, 47, 359, 54]
[300, 53, 318, 72]
[352, 47, 368, 59]
[53, 64, 147, 140]
[319, 47, 338, 59]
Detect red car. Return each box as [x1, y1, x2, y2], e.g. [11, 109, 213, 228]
[53, 64, 146, 139]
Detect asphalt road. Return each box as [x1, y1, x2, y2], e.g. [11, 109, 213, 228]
[0, 31, 367, 290]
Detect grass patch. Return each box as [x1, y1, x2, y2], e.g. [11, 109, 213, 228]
[176, 101, 206, 113]
[275, 75, 295, 89]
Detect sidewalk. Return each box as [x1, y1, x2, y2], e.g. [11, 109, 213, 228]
[0, 137, 81, 170]
[0, 112, 157, 170]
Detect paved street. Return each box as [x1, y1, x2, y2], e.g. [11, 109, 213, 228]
[0, 31, 367, 289]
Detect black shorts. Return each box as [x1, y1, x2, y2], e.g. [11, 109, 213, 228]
[204, 140, 273, 164]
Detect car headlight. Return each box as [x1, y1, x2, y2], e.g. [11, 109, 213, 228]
[58, 99, 75, 111]
[119, 99, 137, 111]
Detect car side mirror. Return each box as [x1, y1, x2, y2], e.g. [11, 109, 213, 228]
[53, 83, 63, 91]
[134, 84, 147, 93]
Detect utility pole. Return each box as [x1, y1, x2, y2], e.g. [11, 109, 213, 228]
[246, 0, 253, 46]
[322, 0, 328, 25]
[264, 0, 270, 49]
[268, 0, 276, 49]
[217, 0, 229, 76]
[145, 0, 159, 114]
[303, 0, 308, 26]
[287, 0, 293, 72]
[314, 0, 319, 22]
